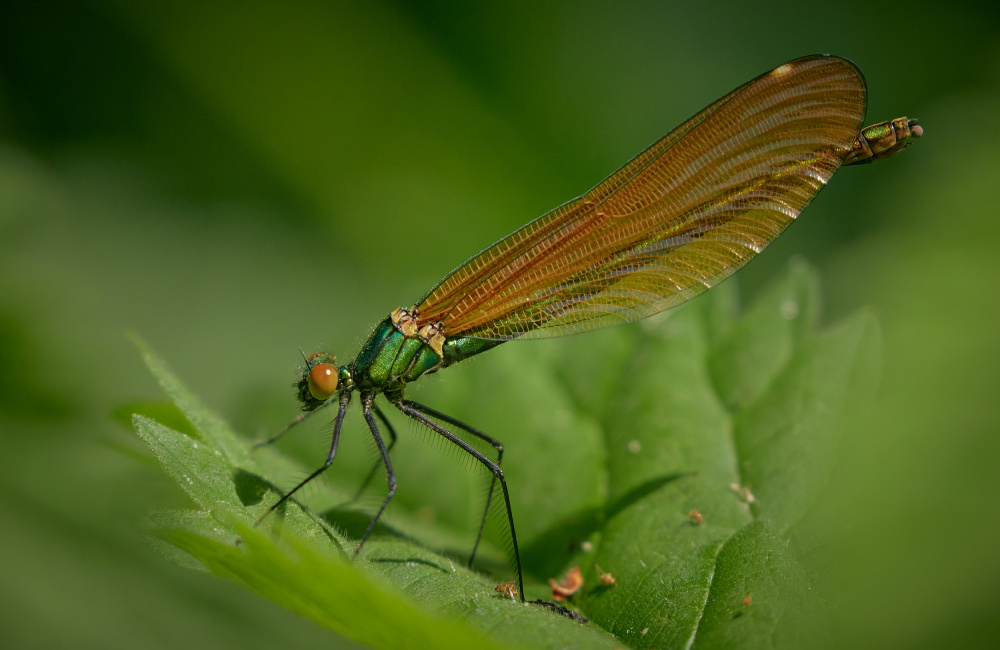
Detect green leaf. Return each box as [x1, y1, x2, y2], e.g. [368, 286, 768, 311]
[131, 262, 878, 649]
[130, 344, 620, 650]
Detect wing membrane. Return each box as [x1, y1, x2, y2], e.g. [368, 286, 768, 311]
[416, 55, 867, 340]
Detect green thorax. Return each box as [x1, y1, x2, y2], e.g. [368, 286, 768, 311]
[352, 315, 501, 393]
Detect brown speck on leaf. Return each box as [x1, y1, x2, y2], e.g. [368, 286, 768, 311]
[595, 563, 616, 586]
[549, 566, 584, 601]
[688, 509, 703, 525]
[494, 581, 518, 598]
[743, 593, 753, 607]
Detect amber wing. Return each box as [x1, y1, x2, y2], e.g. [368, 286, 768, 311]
[416, 55, 867, 340]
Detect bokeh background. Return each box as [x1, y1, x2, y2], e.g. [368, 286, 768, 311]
[1, 1, 998, 648]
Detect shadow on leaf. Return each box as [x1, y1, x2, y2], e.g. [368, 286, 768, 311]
[367, 556, 452, 575]
[605, 472, 691, 520]
[233, 468, 270, 506]
[522, 473, 688, 578]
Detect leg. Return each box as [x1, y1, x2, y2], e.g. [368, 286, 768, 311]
[356, 393, 397, 555]
[374, 403, 398, 450]
[404, 400, 503, 569]
[254, 396, 338, 449]
[350, 402, 398, 502]
[395, 399, 524, 602]
[255, 390, 351, 525]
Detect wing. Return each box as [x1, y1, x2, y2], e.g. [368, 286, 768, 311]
[415, 55, 867, 340]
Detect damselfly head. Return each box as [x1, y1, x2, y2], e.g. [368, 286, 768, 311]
[296, 351, 339, 409]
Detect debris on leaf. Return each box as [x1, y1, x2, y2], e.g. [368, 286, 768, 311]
[494, 581, 518, 599]
[687, 509, 704, 525]
[594, 563, 616, 586]
[549, 566, 584, 601]
[729, 482, 757, 509]
[732, 592, 755, 619]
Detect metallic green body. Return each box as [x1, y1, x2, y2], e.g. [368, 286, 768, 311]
[352, 317, 502, 393]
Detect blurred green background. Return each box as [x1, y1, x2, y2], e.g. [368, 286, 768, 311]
[1, 1, 998, 648]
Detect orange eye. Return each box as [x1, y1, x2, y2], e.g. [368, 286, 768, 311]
[307, 363, 338, 400]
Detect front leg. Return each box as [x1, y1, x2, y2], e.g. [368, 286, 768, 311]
[256, 389, 351, 526]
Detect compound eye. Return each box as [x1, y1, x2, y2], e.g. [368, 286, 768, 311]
[308, 363, 338, 400]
